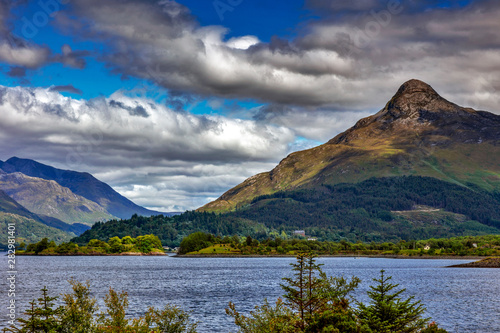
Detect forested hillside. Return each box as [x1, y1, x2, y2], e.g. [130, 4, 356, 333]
[73, 176, 500, 246]
[0, 213, 74, 250]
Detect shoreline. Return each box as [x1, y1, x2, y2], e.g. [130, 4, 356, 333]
[447, 257, 500, 268]
[14, 251, 167, 256]
[9, 252, 494, 261]
[175, 254, 486, 260]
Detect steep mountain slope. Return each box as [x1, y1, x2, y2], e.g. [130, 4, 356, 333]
[0, 172, 114, 225]
[0, 187, 40, 221]
[201, 80, 500, 212]
[0, 157, 163, 219]
[1, 183, 89, 235]
[73, 176, 500, 245]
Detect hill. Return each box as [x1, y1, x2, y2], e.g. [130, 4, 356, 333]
[200, 80, 500, 212]
[73, 176, 500, 245]
[1, 185, 89, 236]
[72, 211, 266, 247]
[0, 187, 40, 221]
[0, 157, 163, 219]
[0, 172, 114, 225]
[0, 212, 74, 250]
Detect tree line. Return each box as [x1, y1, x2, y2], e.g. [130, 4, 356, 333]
[179, 232, 500, 257]
[19, 235, 163, 255]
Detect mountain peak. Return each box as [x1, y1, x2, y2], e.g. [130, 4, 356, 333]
[381, 79, 472, 121]
[395, 79, 439, 97]
[328, 79, 494, 145]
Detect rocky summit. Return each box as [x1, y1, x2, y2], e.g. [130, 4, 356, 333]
[331, 79, 499, 146]
[200, 79, 500, 212]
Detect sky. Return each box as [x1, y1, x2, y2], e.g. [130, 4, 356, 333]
[0, 0, 499, 212]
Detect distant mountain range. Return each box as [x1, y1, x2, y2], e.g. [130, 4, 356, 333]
[0, 157, 162, 219]
[0, 157, 167, 249]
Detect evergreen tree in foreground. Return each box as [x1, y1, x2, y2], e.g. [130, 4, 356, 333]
[357, 270, 429, 333]
[4, 283, 198, 333]
[228, 253, 449, 333]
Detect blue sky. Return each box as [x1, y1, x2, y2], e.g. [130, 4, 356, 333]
[3, 0, 311, 102]
[0, 0, 499, 210]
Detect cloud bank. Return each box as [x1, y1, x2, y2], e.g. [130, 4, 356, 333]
[0, 85, 297, 210]
[50, 0, 500, 112]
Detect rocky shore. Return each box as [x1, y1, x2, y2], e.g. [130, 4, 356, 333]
[448, 257, 500, 268]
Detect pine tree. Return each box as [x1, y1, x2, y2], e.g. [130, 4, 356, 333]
[280, 253, 326, 328]
[8, 300, 40, 333]
[357, 270, 429, 333]
[36, 287, 63, 332]
[7, 287, 63, 333]
[304, 254, 327, 316]
[97, 288, 130, 332]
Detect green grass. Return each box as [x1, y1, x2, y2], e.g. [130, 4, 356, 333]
[188, 244, 241, 254]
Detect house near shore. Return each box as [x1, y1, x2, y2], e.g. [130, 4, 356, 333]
[294, 230, 306, 237]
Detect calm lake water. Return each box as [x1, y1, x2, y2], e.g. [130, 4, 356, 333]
[1, 255, 499, 332]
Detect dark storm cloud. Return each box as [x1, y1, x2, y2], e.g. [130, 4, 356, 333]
[109, 100, 149, 118]
[49, 0, 500, 112]
[6, 66, 26, 77]
[49, 84, 83, 95]
[53, 0, 355, 107]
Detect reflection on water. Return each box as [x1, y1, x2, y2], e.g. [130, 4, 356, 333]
[1, 255, 499, 332]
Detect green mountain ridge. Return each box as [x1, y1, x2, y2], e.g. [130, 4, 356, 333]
[73, 176, 500, 246]
[200, 79, 500, 212]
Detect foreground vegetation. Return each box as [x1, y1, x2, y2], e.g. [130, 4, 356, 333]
[179, 232, 500, 257]
[5, 254, 449, 332]
[227, 254, 448, 332]
[18, 235, 164, 255]
[72, 177, 500, 247]
[3, 280, 197, 333]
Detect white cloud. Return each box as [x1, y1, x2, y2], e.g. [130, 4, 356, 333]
[226, 35, 260, 50]
[50, 0, 500, 113]
[0, 85, 300, 210]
